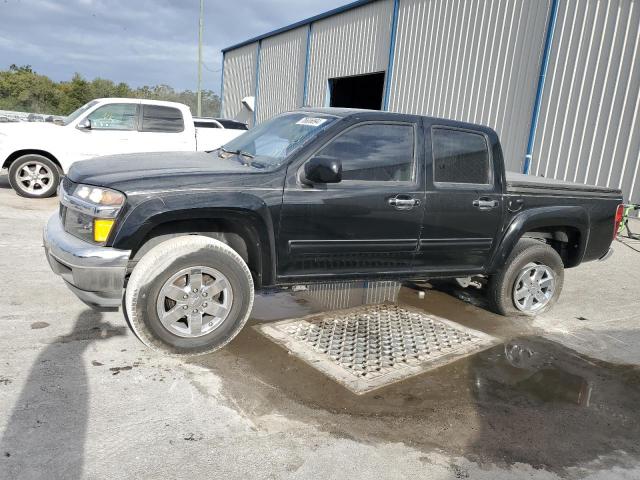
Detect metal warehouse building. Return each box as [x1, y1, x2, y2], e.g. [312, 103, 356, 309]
[221, 0, 640, 203]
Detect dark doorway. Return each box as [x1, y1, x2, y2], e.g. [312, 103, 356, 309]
[329, 72, 385, 110]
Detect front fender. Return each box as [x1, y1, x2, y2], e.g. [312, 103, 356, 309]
[487, 206, 590, 272]
[110, 191, 278, 284]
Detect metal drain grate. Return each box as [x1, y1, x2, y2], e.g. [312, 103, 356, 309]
[257, 303, 499, 394]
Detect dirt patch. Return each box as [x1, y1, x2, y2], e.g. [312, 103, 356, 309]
[30, 322, 50, 329]
[108, 362, 143, 375]
[109, 366, 133, 375]
[51, 325, 127, 344]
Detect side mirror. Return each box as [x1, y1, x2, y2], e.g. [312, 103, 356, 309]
[301, 156, 342, 185]
[76, 118, 92, 130]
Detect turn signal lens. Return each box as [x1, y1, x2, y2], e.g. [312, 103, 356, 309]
[614, 204, 625, 239]
[93, 218, 115, 243]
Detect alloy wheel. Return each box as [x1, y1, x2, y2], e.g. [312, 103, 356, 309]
[15, 161, 54, 195]
[156, 266, 233, 338]
[512, 262, 555, 313]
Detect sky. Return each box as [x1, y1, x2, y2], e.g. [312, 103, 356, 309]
[0, 0, 349, 93]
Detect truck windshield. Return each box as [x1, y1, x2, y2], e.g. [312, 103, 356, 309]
[219, 112, 337, 169]
[62, 100, 100, 126]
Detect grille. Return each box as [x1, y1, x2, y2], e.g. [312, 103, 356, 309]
[257, 304, 499, 394]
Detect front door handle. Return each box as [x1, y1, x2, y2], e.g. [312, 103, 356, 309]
[388, 195, 420, 211]
[473, 198, 499, 211]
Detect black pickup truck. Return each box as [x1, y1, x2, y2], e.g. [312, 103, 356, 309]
[44, 108, 623, 355]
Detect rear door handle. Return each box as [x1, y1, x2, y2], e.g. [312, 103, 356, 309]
[473, 198, 499, 210]
[388, 195, 420, 211]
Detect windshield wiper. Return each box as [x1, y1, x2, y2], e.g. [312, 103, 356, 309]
[219, 147, 254, 159]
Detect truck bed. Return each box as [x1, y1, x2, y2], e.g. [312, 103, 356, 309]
[506, 172, 622, 197]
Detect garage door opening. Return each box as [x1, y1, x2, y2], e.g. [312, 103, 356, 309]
[329, 72, 385, 110]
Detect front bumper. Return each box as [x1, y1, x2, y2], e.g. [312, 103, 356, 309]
[43, 213, 131, 310]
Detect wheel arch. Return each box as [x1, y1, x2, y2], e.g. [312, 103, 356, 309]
[488, 206, 589, 272]
[3, 149, 62, 172]
[115, 204, 276, 288]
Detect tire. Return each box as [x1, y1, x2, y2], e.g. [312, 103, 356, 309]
[124, 235, 254, 356]
[487, 238, 564, 317]
[8, 154, 60, 198]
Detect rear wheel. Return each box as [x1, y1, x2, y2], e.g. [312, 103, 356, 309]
[125, 235, 254, 356]
[8, 154, 60, 198]
[487, 238, 564, 317]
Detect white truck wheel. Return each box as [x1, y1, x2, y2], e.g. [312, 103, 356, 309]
[8, 154, 60, 198]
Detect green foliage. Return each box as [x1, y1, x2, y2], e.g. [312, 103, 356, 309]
[0, 65, 221, 117]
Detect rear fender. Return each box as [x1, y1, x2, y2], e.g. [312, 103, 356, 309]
[488, 206, 589, 272]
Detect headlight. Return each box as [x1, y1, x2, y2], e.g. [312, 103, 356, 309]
[61, 183, 125, 244]
[75, 184, 125, 206]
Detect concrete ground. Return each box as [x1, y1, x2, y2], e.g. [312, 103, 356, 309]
[1, 176, 639, 480]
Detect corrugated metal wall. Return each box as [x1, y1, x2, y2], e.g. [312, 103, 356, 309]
[388, 0, 551, 172]
[532, 0, 640, 203]
[222, 0, 640, 202]
[305, 0, 393, 107]
[221, 42, 258, 124]
[255, 27, 308, 123]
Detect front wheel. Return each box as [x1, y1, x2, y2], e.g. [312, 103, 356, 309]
[8, 154, 60, 198]
[487, 238, 564, 317]
[125, 235, 254, 356]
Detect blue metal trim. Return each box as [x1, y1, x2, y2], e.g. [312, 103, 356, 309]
[523, 0, 560, 174]
[253, 41, 262, 126]
[302, 23, 313, 106]
[383, 0, 400, 110]
[220, 51, 225, 115]
[222, 0, 378, 53]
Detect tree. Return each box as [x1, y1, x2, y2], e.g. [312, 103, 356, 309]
[0, 65, 221, 117]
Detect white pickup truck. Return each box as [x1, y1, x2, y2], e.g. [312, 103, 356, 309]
[0, 98, 247, 198]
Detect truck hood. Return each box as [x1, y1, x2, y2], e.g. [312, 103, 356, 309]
[0, 122, 62, 135]
[66, 151, 276, 193]
[0, 121, 61, 139]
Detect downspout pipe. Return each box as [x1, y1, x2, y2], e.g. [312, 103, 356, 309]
[523, 0, 559, 174]
[253, 41, 262, 126]
[382, 0, 400, 111]
[302, 23, 313, 106]
[220, 52, 225, 116]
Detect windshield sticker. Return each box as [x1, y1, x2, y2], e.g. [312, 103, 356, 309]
[296, 117, 328, 127]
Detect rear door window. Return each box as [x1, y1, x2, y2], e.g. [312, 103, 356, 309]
[141, 105, 184, 133]
[432, 127, 491, 185]
[216, 119, 248, 130]
[194, 121, 221, 128]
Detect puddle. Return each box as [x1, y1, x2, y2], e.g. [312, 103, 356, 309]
[190, 286, 640, 472]
[257, 303, 500, 394]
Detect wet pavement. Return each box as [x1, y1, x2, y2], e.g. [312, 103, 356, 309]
[193, 288, 640, 472]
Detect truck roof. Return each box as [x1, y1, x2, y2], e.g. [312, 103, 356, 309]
[299, 107, 497, 136]
[93, 98, 189, 109]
